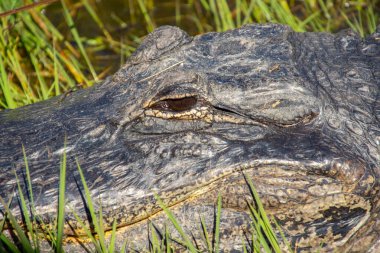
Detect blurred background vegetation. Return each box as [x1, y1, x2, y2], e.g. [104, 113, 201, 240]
[0, 0, 379, 110]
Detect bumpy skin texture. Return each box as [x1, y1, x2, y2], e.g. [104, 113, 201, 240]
[0, 24, 379, 252]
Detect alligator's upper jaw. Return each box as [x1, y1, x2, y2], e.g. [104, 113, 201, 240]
[37, 120, 375, 252]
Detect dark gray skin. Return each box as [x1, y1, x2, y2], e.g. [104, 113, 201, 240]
[0, 24, 379, 252]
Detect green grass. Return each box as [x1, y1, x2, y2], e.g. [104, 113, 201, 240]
[0, 150, 289, 253]
[56, 140, 67, 253]
[0, 0, 127, 109]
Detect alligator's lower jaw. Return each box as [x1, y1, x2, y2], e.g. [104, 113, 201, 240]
[63, 160, 375, 251]
[216, 161, 373, 249]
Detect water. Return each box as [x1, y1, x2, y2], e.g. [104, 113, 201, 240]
[45, 0, 211, 72]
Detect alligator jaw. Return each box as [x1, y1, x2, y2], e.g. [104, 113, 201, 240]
[58, 158, 375, 251]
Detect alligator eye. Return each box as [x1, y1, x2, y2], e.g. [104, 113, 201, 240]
[150, 96, 198, 112]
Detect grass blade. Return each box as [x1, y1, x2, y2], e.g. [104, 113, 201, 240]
[149, 222, 161, 253]
[108, 219, 117, 253]
[154, 194, 197, 253]
[241, 238, 248, 253]
[0, 196, 34, 252]
[165, 225, 171, 253]
[97, 200, 107, 252]
[60, 0, 98, 81]
[14, 169, 37, 251]
[213, 193, 221, 253]
[120, 239, 128, 253]
[56, 142, 67, 253]
[0, 234, 21, 253]
[136, 0, 155, 32]
[0, 54, 16, 109]
[272, 215, 292, 252]
[200, 216, 212, 252]
[244, 173, 283, 252]
[70, 208, 102, 252]
[75, 158, 107, 252]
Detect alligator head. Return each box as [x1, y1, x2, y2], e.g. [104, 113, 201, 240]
[0, 24, 379, 252]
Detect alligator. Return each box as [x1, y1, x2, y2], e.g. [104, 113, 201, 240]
[0, 23, 379, 252]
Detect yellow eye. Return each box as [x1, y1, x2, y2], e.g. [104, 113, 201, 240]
[150, 96, 198, 112]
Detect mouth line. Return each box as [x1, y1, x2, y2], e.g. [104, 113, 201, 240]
[63, 158, 362, 241]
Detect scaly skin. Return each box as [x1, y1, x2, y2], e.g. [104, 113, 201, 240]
[0, 24, 379, 252]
